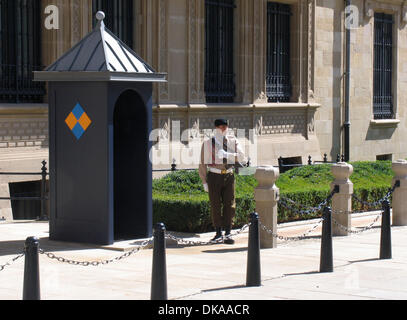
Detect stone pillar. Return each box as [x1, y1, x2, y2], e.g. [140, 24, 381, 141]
[331, 162, 353, 236]
[392, 160, 407, 226]
[254, 166, 279, 248]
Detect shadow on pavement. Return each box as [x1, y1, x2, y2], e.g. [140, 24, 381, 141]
[201, 284, 247, 293]
[202, 247, 247, 254]
[281, 257, 381, 278]
[282, 270, 321, 277]
[347, 257, 380, 264]
[0, 238, 103, 257]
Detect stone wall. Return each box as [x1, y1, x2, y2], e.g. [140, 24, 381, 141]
[347, 0, 407, 161]
[151, 103, 322, 168]
[148, 0, 323, 166]
[0, 105, 48, 148]
[2, 0, 406, 165]
[314, 0, 344, 159]
[41, 0, 93, 71]
[314, 0, 407, 162]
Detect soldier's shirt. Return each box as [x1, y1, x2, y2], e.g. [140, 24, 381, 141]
[199, 133, 245, 185]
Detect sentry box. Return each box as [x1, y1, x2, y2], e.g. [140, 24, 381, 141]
[34, 12, 166, 245]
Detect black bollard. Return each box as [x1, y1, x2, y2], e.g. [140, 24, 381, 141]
[246, 212, 261, 287]
[151, 223, 168, 300]
[320, 207, 333, 273]
[23, 237, 40, 300]
[380, 200, 392, 260]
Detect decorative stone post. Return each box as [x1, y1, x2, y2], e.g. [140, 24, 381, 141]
[331, 162, 353, 236]
[391, 160, 407, 226]
[254, 166, 280, 248]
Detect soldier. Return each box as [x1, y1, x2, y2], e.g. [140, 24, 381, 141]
[199, 119, 245, 244]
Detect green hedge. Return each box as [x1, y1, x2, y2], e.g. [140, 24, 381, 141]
[153, 161, 394, 232]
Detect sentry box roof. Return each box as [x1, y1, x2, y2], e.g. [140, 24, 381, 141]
[34, 11, 167, 83]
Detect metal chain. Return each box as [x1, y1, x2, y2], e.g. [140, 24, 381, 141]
[165, 233, 219, 246]
[39, 238, 153, 267]
[258, 219, 323, 241]
[0, 251, 25, 272]
[352, 194, 384, 209]
[165, 224, 250, 246]
[352, 182, 399, 209]
[279, 197, 321, 216]
[229, 223, 250, 237]
[332, 213, 382, 234]
[279, 189, 337, 216]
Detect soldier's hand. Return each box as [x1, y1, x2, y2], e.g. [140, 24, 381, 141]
[218, 149, 227, 159]
[203, 183, 209, 193]
[218, 149, 237, 159]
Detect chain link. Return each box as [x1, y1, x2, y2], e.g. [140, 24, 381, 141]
[352, 182, 399, 209]
[232, 223, 250, 235]
[332, 213, 382, 234]
[0, 223, 249, 271]
[0, 251, 25, 272]
[279, 188, 338, 216]
[279, 197, 322, 216]
[39, 238, 153, 267]
[258, 219, 323, 241]
[165, 224, 250, 246]
[165, 233, 219, 246]
[0, 181, 392, 270]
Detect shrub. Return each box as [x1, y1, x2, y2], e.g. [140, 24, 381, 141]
[152, 161, 395, 232]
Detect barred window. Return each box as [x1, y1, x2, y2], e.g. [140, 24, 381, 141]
[205, 0, 236, 103]
[93, 0, 134, 48]
[0, 0, 45, 103]
[266, 2, 291, 103]
[373, 13, 394, 120]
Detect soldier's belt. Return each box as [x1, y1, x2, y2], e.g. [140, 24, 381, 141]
[208, 168, 234, 175]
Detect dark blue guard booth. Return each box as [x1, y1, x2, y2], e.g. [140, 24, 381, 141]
[34, 12, 166, 245]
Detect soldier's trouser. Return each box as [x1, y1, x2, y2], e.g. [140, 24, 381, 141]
[207, 172, 236, 228]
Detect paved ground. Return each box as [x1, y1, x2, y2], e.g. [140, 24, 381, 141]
[1, 212, 407, 300]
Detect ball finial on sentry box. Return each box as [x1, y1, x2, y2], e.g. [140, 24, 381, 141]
[96, 11, 105, 21]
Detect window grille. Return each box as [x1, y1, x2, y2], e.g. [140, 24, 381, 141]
[0, 0, 45, 103]
[93, 0, 134, 49]
[204, 0, 236, 103]
[266, 2, 291, 103]
[373, 13, 394, 120]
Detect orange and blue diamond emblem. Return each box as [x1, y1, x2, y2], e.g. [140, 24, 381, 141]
[65, 103, 92, 140]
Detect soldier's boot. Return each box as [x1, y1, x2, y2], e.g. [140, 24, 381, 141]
[223, 226, 235, 245]
[210, 227, 223, 243]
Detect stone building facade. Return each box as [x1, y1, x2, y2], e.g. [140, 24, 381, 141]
[1, 0, 407, 168]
